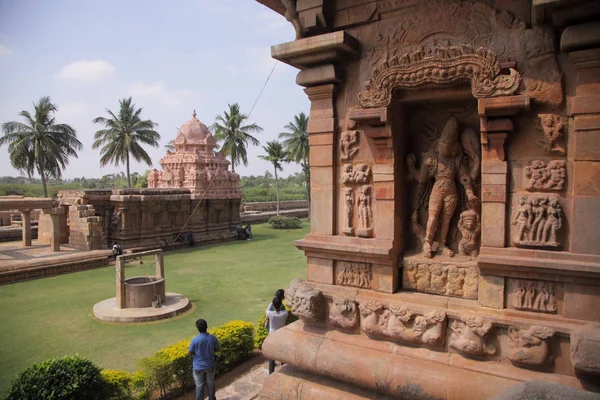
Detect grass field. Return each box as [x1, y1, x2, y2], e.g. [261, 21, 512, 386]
[0, 221, 308, 391]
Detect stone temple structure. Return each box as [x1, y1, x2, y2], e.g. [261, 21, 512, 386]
[48, 112, 242, 249]
[255, 1, 600, 399]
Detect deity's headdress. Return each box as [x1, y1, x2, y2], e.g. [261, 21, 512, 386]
[460, 209, 479, 222]
[439, 117, 459, 147]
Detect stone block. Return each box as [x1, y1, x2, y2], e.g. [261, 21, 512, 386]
[482, 173, 508, 185]
[307, 257, 333, 284]
[489, 380, 600, 400]
[307, 118, 335, 134]
[482, 161, 508, 174]
[574, 162, 600, 195]
[571, 323, 600, 376]
[482, 184, 507, 203]
[309, 167, 334, 235]
[481, 202, 506, 247]
[309, 144, 333, 167]
[373, 199, 394, 240]
[478, 275, 505, 309]
[570, 196, 600, 255]
[573, 130, 600, 161]
[371, 264, 397, 294]
[563, 283, 600, 322]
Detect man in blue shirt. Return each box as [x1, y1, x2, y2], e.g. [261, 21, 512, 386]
[188, 319, 220, 400]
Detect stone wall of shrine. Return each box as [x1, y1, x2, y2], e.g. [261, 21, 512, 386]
[56, 189, 241, 250]
[256, 0, 600, 399]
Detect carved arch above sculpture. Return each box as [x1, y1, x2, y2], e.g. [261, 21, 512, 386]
[358, 45, 521, 108]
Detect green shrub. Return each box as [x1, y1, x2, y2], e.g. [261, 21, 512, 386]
[101, 370, 133, 400]
[210, 320, 255, 375]
[4, 355, 107, 400]
[255, 305, 298, 349]
[268, 216, 303, 229]
[133, 320, 254, 399]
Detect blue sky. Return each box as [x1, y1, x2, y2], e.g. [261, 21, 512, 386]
[0, 0, 309, 179]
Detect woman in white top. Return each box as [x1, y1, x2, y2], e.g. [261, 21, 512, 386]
[265, 296, 288, 374]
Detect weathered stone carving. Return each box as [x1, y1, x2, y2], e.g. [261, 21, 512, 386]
[336, 261, 371, 289]
[343, 188, 354, 236]
[341, 164, 372, 185]
[359, 301, 447, 347]
[357, 185, 374, 238]
[524, 160, 566, 192]
[507, 326, 554, 367]
[358, 45, 520, 108]
[285, 278, 325, 324]
[402, 259, 478, 300]
[329, 296, 359, 330]
[449, 315, 496, 356]
[571, 323, 600, 376]
[412, 118, 480, 258]
[537, 114, 566, 156]
[340, 128, 359, 162]
[512, 195, 562, 248]
[512, 280, 557, 313]
[458, 209, 480, 259]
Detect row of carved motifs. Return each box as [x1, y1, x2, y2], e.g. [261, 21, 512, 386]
[287, 280, 557, 370]
[340, 127, 375, 238]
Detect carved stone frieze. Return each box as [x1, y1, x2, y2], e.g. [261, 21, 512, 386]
[512, 194, 563, 249]
[329, 296, 359, 330]
[449, 315, 496, 356]
[403, 259, 478, 300]
[358, 45, 520, 108]
[537, 114, 567, 156]
[285, 278, 325, 324]
[507, 326, 554, 367]
[336, 261, 371, 289]
[358, 301, 447, 347]
[509, 279, 557, 314]
[524, 160, 566, 192]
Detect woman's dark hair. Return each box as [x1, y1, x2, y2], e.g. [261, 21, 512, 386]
[272, 297, 283, 311]
[275, 289, 284, 299]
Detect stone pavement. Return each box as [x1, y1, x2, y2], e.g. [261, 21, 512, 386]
[215, 361, 271, 400]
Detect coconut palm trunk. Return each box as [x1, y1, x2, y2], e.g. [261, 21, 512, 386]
[274, 167, 280, 216]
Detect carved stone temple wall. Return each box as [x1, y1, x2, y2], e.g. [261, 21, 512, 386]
[255, 1, 600, 399]
[55, 112, 242, 249]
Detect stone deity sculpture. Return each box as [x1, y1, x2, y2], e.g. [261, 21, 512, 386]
[357, 185, 373, 238]
[414, 118, 479, 258]
[343, 188, 354, 235]
[458, 209, 480, 259]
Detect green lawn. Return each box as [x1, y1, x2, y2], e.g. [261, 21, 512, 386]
[0, 221, 308, 391]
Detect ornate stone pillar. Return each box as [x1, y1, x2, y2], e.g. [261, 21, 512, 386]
[21, 209, 32, 247]
[305, 83, 337, 235]
[562, 22, 600, 255]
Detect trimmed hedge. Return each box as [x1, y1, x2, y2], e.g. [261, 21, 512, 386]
[268, 216, 303, 229]
[4, 355, 107, 400]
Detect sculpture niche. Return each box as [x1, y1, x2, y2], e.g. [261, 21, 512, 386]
[410, 118, 480, 259]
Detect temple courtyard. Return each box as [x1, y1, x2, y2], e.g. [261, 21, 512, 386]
[0, 221, 308, 391]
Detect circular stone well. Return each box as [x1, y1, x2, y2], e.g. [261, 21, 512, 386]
[124, 276, 166, 308]
[93, 292, 190, 323]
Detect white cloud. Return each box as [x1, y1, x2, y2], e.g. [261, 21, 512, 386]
[0, 44, 11, 55]
[55, 59, 116, 83]
[125, 81, 194, 109]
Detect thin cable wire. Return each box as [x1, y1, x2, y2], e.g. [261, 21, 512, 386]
[247, 61, 278, 120]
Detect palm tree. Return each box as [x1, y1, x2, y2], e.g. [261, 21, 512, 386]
[211, 103, 262, 173]
[279, 112, 310, 218]
[259, 141, 287, 216]
[92, 97, 161, 188]
[0, 96, 82, 197]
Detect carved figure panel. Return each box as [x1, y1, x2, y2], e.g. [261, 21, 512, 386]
[340, 128, 360, 162]
[458, 209, 480, 259]
[409, 117, 480, 259]
[508, 279, 558, 314]
[449, 315, 496, 356]
[537, 114, 566, 156]
[358, 45, 520, 109]
[512, 194, 563, 248]
[336, 261, 371, 289]
[329, 296, 359, 330]
[285, 278, 325, 325]
[341, 164, 372, 185]
[403, 259, 478, 300]
[343, 188, 354, 236]
[507, 326, 554, 367]
[358, 301, 447, 348]
[357, 185, 374, 238]
[524, 160, 566, 192]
